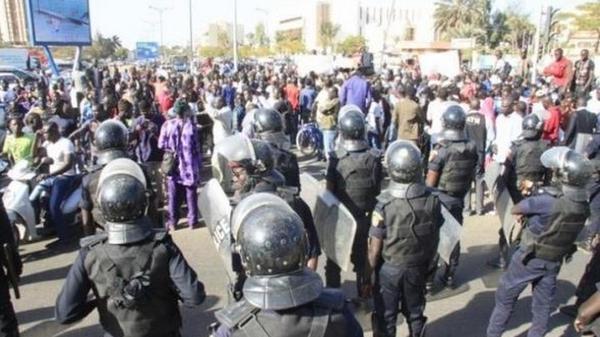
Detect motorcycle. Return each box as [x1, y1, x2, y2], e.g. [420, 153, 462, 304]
[2, 161, 83, 242]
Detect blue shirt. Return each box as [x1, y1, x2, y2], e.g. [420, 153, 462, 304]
[222, 85, 236, 108]
[340, 74, 371, 113]
[300, 87, 316, 114]
[515, 193, 557, 235]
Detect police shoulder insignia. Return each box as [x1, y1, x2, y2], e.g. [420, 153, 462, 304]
[429, 150, 438, 161]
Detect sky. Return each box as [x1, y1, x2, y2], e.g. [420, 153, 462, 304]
[88, 0, 592, 49]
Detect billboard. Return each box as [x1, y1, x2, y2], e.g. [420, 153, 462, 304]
[26, 0, 92, 46]
[136, 42, 160, 60]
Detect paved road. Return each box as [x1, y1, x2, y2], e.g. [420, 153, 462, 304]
[10, 155, 589, 337]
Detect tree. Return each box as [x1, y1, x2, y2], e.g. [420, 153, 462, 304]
[275, 31, 305, 54]
[318, 22, 340, 53]
[114, 47, 129, 60]
[86, 32, 123, 60]
[562, 1, 600, 52]
[216, 26, 232, 50]
[434, 0, 491, 43]
[254, 23, 269, 47]
[505, 11, 535, 51]
[488, 11, 509, 49]
[337, 35, 367, 56]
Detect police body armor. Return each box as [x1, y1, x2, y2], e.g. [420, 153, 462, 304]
[513, 139, 547, 183]
[272, 147, 300, 189]
[333, 149, 380, 215]
[437, 141, 478, 197]
[521, 189, 590, 263]
[82, 230, 181, 337]
[377, 188, 440, 267]
[216, 289, 349, 337]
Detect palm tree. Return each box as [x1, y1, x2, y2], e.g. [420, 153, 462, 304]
[505, 12, 535, 51]
[434, 0, 491, 42]
[111, 35, 122, 48]
[319, 22, 340, 53]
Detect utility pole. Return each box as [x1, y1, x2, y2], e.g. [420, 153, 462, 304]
[189, 0, 193, 72]
[233, 0, 238, 72]
[531, 4, 543, 84]
[149, 5, 170, 59]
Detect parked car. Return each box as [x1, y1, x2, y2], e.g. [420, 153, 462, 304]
[0, 67, 40, 86]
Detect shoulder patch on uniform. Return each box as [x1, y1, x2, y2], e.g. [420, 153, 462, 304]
[215, 299, 259, 329]
[313, 288, 346, 311]
[371, 210, 384, 227]
[79, 233, 108, 248]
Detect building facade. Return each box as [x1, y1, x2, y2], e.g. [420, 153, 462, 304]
[200, 21, 244, 48]
[0, 0, 29, 45]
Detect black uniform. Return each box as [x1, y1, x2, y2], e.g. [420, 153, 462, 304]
[270, 146, 300, 189]
[55, 230, 205, 337]
[325, 148, 383, 290]
[370, 184, 443, 337]
[213, 289, 363, 337]
[0, 200, 20, 337]
[428, 139, 478, 280]
[507, 138, 548, 201]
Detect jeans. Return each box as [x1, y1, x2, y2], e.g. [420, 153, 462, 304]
[321, 129, 337, 158]
[368, 131, 382, 150]
[49, 175, 77, 241]
[166, 178, 198, 228]
[487, 249, 560, 337]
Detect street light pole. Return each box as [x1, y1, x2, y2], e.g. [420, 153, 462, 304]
[149, 5, 170, 59]
[233, 0, 238, 72]
[189, 0, 193, 72]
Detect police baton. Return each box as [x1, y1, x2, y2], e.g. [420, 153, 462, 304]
[2, 243, 20, 299]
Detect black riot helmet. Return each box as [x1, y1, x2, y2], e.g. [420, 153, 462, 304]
[385, 140, 423, 184]
[253, 108, 284, 133]
[441, 105, 466, 141]
[97, 158, 151, 244]
[338, 105, 368, 151]
[95, 120, 129, 165]
[521, 114, 543, 140]
[541, 147, 593, 187]
[253, 108, 290, 149]
[235, 193, 323, 310]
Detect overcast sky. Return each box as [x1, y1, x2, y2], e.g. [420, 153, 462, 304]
[89, 0, 591, 49]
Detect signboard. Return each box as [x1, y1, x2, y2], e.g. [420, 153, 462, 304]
[26, 0, 92, 46]
[135, 42, 160, 60]
[0, 49, 29, 69]
[419, 50, 460, 78]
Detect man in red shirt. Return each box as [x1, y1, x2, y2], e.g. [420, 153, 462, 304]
[541, 98, 561, 145]
[284, 78, 300, 112]
[543, 48, 573, 93]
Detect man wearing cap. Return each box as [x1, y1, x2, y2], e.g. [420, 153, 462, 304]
[56, 158, 205, 337]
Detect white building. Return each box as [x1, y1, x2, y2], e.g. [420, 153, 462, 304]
[199, 21, 244, 48]
[273, 0, 438, 54]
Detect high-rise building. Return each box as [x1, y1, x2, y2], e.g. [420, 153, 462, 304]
[0, 0, 29, 45]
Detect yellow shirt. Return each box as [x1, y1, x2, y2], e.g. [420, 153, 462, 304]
[3, 133, 35, 163]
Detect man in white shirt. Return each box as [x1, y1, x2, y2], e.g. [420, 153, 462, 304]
[493, 98, 523, 163]
[209, 96, 233, 145]
[40, 122, 77, 246]
[588, 87, 600, 115]
[367, 91, 384, 149]
[427, 87, 458, 144]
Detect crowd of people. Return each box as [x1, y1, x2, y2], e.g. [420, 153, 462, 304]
[0, 46, 599, 337]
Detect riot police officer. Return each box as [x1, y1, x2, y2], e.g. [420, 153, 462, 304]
[426, 105, 478, 288]
[326, 105, 383, 294]
[80, 119, 129, 235]
[252, 108, 301, 189]
[213, 134, 320, 301]
[0, 199, 21, 337]
[506, 114, 548, 202]
[487, 147, 592, 337]
[80, 120, 163, 235]
[56, 158, 206, 337]
[211, 193, 363, 337]
[369, 141, 443, 337]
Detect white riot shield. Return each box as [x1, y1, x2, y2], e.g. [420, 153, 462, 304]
[575, 134, 593, 155]
[437, 206, 462, 265]
[496, 186, 515, 240]
[198, 179, 235, 282]
[300, 173, 357, 271]
[484, 160, 503, 192]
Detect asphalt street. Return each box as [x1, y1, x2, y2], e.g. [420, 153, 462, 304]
[9, 155, 590, 337]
